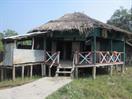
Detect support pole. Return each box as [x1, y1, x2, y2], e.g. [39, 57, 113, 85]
[122, 39, 125, 73]
[49, 67, 51, 77]
[12, 66, 15, 81]
[30, 65, 33, 78]
[93, 31, 96, 80]
[41, 64, 46, 77]
[22, 66, 25, 79]
[75, 67, 78, 78]
[92, 66, 96, 79]
[93, 34, 96, 65]
[110, 39, 113, 52]
[121, 64, 124, 73]
[110, 65, 113, 76]
[0, 68, 4, 81]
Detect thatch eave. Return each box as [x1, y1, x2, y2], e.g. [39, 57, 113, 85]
[28, 12, 131, 37]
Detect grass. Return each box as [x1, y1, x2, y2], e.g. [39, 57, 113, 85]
[0, 75, 40, 89]
[47, 66, 132, 99]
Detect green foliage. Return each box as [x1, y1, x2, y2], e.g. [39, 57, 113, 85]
[0, 29, 18, 52]
[107, 7, 132, 32]
[3, 29, 18, 37]
[47, 67, 132, 99]
[0, 32, 4, 39]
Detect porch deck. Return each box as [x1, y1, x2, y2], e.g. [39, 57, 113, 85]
[45, 51, 125, 78]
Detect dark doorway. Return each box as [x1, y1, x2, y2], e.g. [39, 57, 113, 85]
[56, 41, 64, 59]
[65, 42, 72, 60]
[85, 45, 91, 51]
[56, 41, 72, 60]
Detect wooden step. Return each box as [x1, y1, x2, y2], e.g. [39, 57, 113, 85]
[56, 71, 72, 74]
[58, 66, 72, 69]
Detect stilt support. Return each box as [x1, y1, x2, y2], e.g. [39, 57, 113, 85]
[12, 66, 15, 81]
[41, 64, 46, 77]
[30, 65, 33, 78]
[49, 67, 51, 77]
[1, 68, 4, 81]
[92, 66, 96, 79]
[121, 64, 125, 73]
[22, 66, 25, 79]
[110, 65, 113, 76]
[75, 67, 78, 78]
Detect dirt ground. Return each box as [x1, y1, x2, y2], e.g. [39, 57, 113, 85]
[0, 77, 72, 99]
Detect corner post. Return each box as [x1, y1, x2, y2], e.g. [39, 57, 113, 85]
[92, 30, 97, 79]
[122, 38, 125, 73]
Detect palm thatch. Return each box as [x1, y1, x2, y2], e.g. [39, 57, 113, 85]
[28, 12, 131, 35]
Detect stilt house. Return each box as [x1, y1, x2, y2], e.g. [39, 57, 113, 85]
[1, 12, 132, 80]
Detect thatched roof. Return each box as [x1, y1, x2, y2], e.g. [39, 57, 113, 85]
[28, 12, 131, 35]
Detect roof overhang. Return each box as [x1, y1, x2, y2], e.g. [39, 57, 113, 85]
[3, 31, 49, 41]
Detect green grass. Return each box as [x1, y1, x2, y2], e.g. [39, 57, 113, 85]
[0, 76, 40, 89]
[47, 66, 132, 99]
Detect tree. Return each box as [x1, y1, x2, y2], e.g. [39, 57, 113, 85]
[0, 32, 4, 52]
[0, 32, 4, 39]
[3, 29, 18, 37]
[107, 7, 132, 32]
[0, 29, 18, 52]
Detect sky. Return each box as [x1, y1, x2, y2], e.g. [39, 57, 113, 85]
[0, 0, 131, 34]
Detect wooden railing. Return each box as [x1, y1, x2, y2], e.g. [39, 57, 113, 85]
[96, 51, 124, 64]
[74, 51, 93, 65]
[74, 51, 124, 65]
[44, 51, 60, 67]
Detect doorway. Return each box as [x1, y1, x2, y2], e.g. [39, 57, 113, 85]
[56, 41, 72, 60]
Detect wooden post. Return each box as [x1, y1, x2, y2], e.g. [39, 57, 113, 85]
[49, 67, 51, 77]
[41, 64, 46, 76]
[12, 66, 15, 81]
[121, 64, 124, 73]
[115, 65, 118, 72]
[70, 72, 74, 78]
[92, 31, 96, 80]
[30, 65, 33, 78]
[110, 39, 113, 52]
[122, 39, 125, 73]
[92, 66, 96, 79]
[14, 40, 17, 49]
[75, 67, 78, 78]
[32, 37, 34, 50]
[110, 65, 113, 76]
[22, 66, 24, 79]
[93, 34, 96, 64]
[1, 68, 4, 81]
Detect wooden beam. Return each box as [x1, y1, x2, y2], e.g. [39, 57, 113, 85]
[22, 66, 25, 79]
[12, 66, 15, 81]
[92, 66, 96, 79]
[30, 65, 33, 78]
